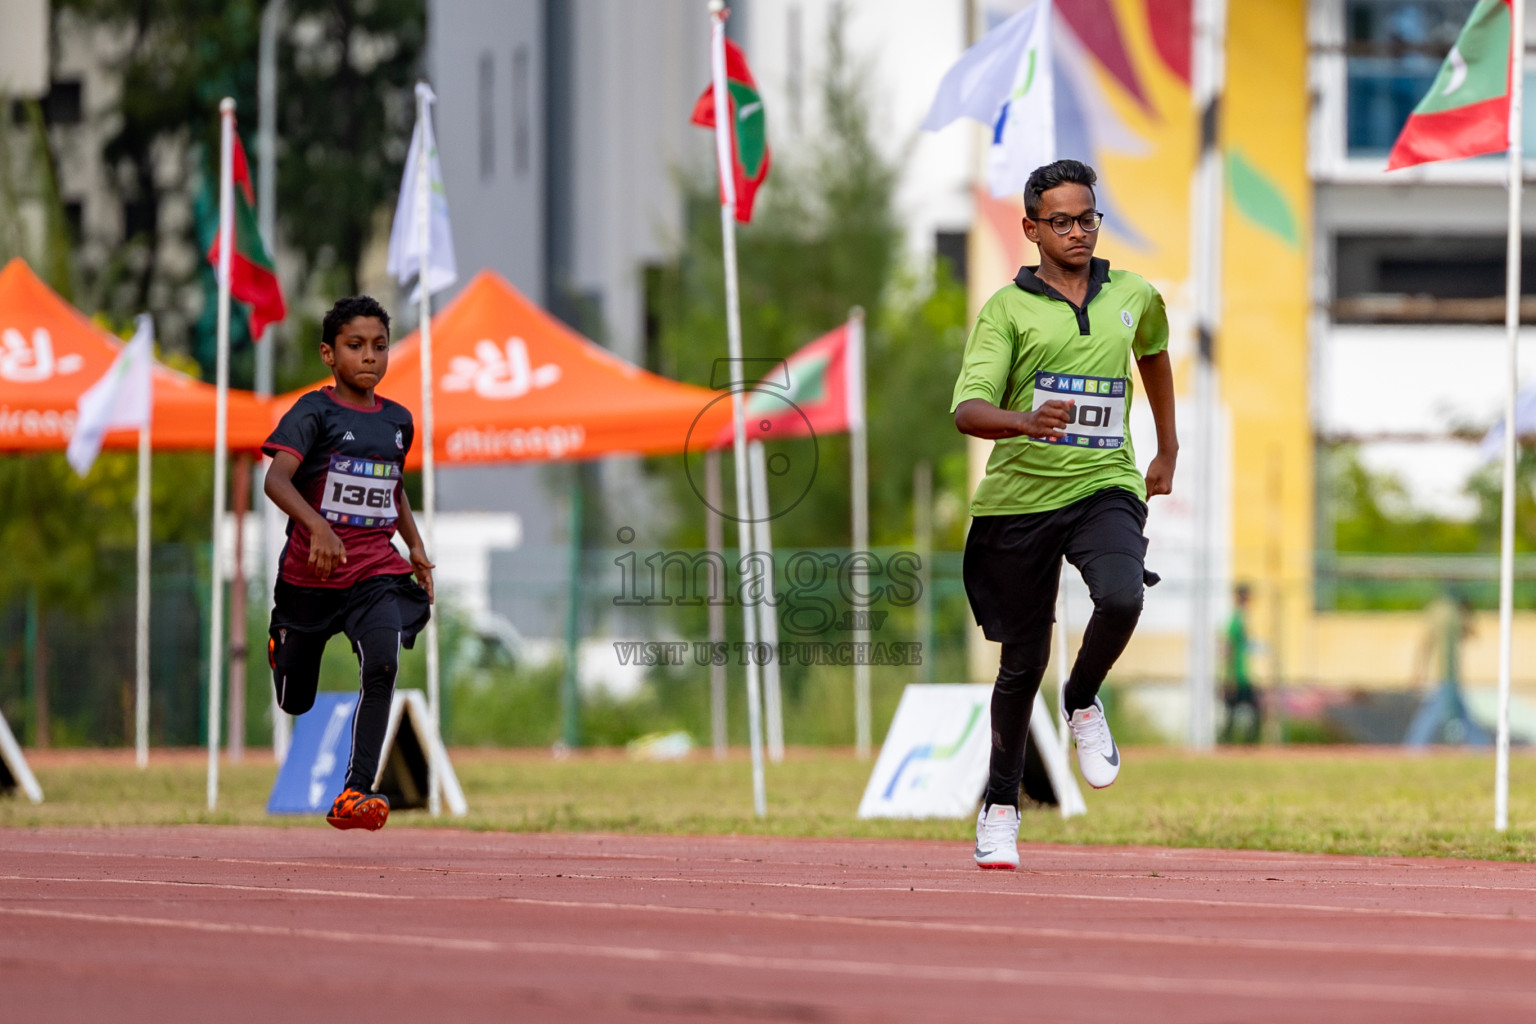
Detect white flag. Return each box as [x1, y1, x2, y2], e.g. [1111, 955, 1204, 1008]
[387, 82, 458, 301]
[922, 0, 1054, 198]
[67, 314, 154, 477]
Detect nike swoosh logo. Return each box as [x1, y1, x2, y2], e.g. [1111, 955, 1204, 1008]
[1105, 741, 1120, 767]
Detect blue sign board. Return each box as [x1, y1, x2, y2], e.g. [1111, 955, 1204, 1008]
[267, 692, 358, 815]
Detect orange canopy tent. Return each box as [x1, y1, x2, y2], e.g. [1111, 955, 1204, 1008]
[277, 270, 733, 467]
[0, 259, 272, 452]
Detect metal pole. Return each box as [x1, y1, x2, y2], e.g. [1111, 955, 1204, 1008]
[1496, 0, 1524, 832]
[709, 1, 766, 815]
[561, 470, 583, 748]
[706, 449, 728, 758]
[258, 0, 289, 764]
[135, 411, 151, 767]
[207, 98, 236, 810]
[848, 308, 871, 758]
[1187, 0, 1227, 751]
[749, 441, 784, 762]
[913, 460, 934, 684]
[1055, 561, 1071, 750]
[255, 0, 283, 399]
[414, 81, 442, 817]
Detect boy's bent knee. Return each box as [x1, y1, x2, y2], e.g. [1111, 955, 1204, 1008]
[270, 628, 323, 714]
[1096, 582, 1143, 627]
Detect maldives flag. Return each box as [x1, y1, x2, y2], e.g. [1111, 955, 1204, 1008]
[691, 35, 770, 222]
[1387, 0, 1514, 170]
[715, 325, 852, 447]
[206, 131, 286, 337]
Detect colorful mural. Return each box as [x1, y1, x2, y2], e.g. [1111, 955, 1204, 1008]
[968, 0, 1313, 682]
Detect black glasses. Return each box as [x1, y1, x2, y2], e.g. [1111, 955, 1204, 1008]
[1029, 211, 1103, 235]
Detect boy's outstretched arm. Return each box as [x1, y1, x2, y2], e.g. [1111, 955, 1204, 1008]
[395, 490, 436, 603]
[264, 452, 349, 580]
[1136, 350, 1178, 497]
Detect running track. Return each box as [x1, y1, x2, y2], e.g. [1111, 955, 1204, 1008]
[3, 828, 1535, 1022]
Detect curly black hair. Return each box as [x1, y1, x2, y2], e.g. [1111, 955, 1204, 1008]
[320, 295, 391, 348]
[1023, 159, 1098, 217]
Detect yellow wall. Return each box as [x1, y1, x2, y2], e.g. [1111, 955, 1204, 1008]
[1221, 0, 1315, 691]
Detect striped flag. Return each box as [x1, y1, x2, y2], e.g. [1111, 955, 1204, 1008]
[1388, 0, 1515, 170]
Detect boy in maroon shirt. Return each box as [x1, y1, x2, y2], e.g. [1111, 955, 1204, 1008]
[263, 296, 434, 831]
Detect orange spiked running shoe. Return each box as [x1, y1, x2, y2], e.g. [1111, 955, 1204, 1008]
[326, 788, 389, 831]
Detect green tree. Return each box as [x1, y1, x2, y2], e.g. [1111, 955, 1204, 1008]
[54, 0, 424, 355]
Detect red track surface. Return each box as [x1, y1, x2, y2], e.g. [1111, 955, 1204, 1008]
[3, 827, 1535, 1023]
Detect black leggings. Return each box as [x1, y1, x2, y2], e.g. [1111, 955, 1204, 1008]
[270, 626, 401, 791]
[984, 551, 1145, 808]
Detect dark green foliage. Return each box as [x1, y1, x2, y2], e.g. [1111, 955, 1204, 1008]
[54, 0, 425, 360]
[1322, 443, 1536, 609]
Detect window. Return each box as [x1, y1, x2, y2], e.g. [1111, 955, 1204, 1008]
[1344, 0, 1476, 156]
[63, 200, 83, 243]
[122, 198, 155, 242]
[1332, 233, 1536, 322]
[935, 230, 968, 287]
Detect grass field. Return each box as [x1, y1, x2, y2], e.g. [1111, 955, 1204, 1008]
[3, 746, 1534, 862]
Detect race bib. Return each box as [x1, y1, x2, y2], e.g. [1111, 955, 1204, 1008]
[318, 454, 400, 527]
[1031, 371, 1127, 449]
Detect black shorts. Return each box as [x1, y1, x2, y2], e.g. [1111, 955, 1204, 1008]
[963, 487, 1153, 643]
[268, 573, 431, 649]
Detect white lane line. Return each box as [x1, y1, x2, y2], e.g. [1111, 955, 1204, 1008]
[2, 905, 1534, 1012]
[12, 844, 1536, 900]
[0, 906, 494, 952]
[0, 875, 408, 900]
[551, 871, 1536, 923]
[4, 870, 1534, 966]
[490, 894, 1536, 964]
[4, 857, 1533, 926]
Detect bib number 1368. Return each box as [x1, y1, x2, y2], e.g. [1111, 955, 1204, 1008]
[319, 454, 400, 527]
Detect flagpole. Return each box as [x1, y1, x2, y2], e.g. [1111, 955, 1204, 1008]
[847, 307, 871, 758]
[748, 441, 784, 763]
[1495, 0, 1525, 833]
[705, 449, 728, 759]
[135, 368, 153, 767]
[258, 0, 290, 765]
[135, 368, 152, 768]
[207, 98, 236, 811]
[412, 82, 443, 817]
[709, 0, 766, 816]
[1187, 0, 1226, 752]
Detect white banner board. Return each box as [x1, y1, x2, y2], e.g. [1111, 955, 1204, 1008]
[857, 684, 992, 819]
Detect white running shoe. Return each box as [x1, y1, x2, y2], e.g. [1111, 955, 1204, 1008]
[1067, 697, 1121, 789]
[974, 803, 1020, 870]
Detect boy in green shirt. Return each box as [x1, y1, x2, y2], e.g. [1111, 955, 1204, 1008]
[954, 160, 1179, 869]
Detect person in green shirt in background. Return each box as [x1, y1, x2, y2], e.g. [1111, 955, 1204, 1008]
[1221, 584, 1261, 744]
[953, 160, 1179, 870]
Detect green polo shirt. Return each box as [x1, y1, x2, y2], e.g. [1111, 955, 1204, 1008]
[951, 259, 1169, 515]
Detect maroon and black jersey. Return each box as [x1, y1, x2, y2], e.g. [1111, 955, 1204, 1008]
[263, 386, 415, 588]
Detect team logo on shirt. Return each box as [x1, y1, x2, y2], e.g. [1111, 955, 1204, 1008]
[395, 428, 404, 450]
[1121, 310, 1134, 328]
